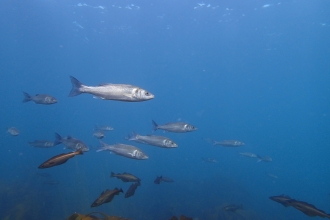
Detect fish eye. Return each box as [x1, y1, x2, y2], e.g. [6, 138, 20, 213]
[145, 92, 149, 96]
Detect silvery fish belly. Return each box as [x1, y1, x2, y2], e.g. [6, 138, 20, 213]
[152, 120, 197, 133]
[109, 144, 148, 160]
[98, 141, 148, 160]
[129, 132, 177, 148]
[69, 76, 154, 102]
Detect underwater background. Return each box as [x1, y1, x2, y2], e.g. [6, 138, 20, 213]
[0, 0, 329, 219]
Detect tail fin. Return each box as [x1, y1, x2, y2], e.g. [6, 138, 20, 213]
[22, 92, 32, 103]
[126, 131, 138, 140]
[96, 141, 107, 152]
[54, 133, 62, 145]
[68, 76, 83, 97]
[152, 120, 158, 131]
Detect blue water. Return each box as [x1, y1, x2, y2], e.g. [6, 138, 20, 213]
[1, 0, 330, 219]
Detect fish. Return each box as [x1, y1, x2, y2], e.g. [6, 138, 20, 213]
[154, 176, 162, 184]
[7, 127, 19, 136]
[126, 132, 178, 148]
[222, 204, 243, 212]
[257, 155, 272, 162]
[125, 182, 141, 198]
[270, 195, 330, 218]
[111, 172, 141, 182]
[93, 130, 104, 139]
[38, 148, 83, 169]
[269, 195, 294, 207]
[91, 187, 123, 207]
[68, 76, 154, 102]
[94, 125, 114, 131]
[28, 140, 58, 148]
[153, 176, 173, 184]
[22, 92, 57, 105]
[266, 173, 278, 179]
[97, 141, 148, 160]
[160, 176, 174, 183]
[152, 120, 197, 133]
[54, 133, 89, 152]
[202, 157, 218, 163]
[238, 152, 257, 158]
[213, 140, 245, 147]
[288, 199, 330, 218]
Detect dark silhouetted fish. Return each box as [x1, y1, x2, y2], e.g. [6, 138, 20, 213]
[22, 92, 57, 105]
[68, 76, 154, 102]
[269, 195, 292, 207]
[154, 176, 173, 184]
[289, 199, 330, 218]
[125, 182, 140, 198]
[213, 140, 245, 147]
[161, 176, 174, 183]
[152, 120, 197, 133]
[154, 176, 162, 184]
[222, 204, 243, 212]
[270, 195, 330, 218]
[97, 141, 148, 160]
[38, 148, 83, 169]
[111, 172, 141, 182]
[126, 132, 177, 148]
[7, 127, 19, 136]
[28, 140, 58, 148]
[91, 187, 123, 207]
[55, 133, 89, 152]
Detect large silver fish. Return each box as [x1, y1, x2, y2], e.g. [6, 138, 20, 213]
[126, 132, 177, 148]
[152, 120, 197, 133]
[68, 76, 154, 102]
[97, 141, 148, 160]
[54, 133, 89, 152]
[22, 92, 57, 105]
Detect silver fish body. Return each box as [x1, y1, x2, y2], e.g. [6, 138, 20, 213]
[93, 130, 105, 139]
[127, 132, 177, 148]
[94, 125, 114, 131]
[213, 140, 245, 147]
[152, 120, 197, 133]
[69, 76, 154, 102]
[23, 92, 57, 105]
[29, 140, 57, 148]
[97, 141, 148, 160]
[238, 152, 257, 158]
[55, 133, 89, 152]
[7, 127, 19, 136]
